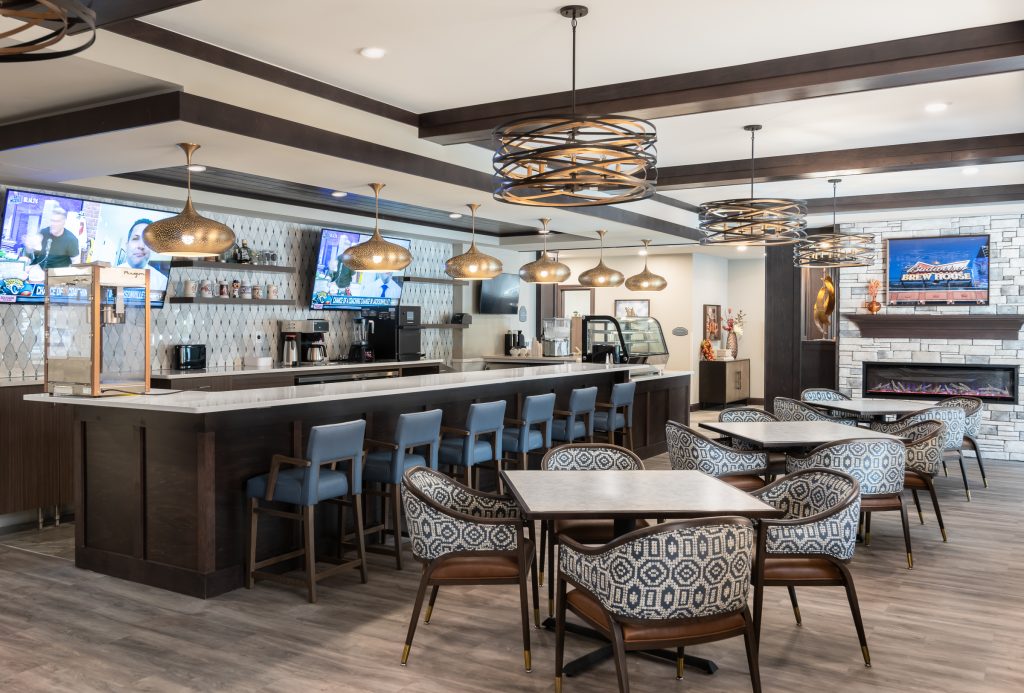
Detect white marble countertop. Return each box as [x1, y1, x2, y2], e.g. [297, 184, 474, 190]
[151, 359, 444, 380]
[0, 376, 44, 388]
[24, 362, 646, 414]
[630, 369, 693, 382]
[481, 354, 579, 363]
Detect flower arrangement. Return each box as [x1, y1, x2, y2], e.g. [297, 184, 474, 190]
[700, 339, 716, 361]
[867, 279, 881, 302]
[721, 308, 746, 338]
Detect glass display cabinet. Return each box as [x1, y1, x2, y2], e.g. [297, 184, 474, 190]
[581, 315, 669, 364]
[45, 265, 151, 396]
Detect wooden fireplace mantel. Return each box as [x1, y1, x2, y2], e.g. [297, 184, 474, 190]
[843, 313, 1024, 340]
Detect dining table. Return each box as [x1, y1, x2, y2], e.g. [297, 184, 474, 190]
[501, 469, 783, 678]
[699, 420, 903, 452]
[802, 397, 936, 420]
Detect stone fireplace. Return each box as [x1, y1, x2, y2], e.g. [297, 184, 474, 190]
[862, 362, 1019, 405]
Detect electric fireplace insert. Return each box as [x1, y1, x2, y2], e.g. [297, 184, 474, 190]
[862, 362, 1019, 405]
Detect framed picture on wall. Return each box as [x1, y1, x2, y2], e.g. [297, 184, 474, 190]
[615, 299, 649, 318]
[703, 304, 721, 340]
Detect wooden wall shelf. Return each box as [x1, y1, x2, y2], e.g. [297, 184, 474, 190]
[400, 275, 467, 286]
[420, 323, 468, 329]
[169, 297, 293, 306]
[844, 313, 1024, 340]
[170, 260, 296, 274]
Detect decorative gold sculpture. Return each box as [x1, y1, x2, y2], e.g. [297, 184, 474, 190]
[813, 271, 836, 336]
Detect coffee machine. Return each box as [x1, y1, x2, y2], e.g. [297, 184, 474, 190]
[279, 319, 329, 366]
[348, 313, 375, 363]
[366, 305, 422, 361]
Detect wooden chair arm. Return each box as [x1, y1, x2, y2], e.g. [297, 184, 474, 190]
[440, 425, 471, 436]
[364, 438, 399, 451]
[266, 454, 310, 501]
[553, 409, 574, 417]
[595, 402, 615, 410]
[504, 417, 526, 426]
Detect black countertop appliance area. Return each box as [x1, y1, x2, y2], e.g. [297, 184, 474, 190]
[367, 305, 423, 361]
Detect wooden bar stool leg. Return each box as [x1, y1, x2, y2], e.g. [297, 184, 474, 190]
[355, 494, 369, 583]
[246, 498, 258, 589]
[391, 483, 404, 570]
[303, 505, 317, 603]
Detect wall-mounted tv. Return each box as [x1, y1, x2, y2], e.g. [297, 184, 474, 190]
[886, 234, 990, 306]
[310, 228, 412, 310]
[478, 273, 520, 314]
[0, 188, 174, 307]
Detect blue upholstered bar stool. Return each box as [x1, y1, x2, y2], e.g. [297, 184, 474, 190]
[593, 381, 637, 449]
[551, 386, 597, 444]
[503, 393, 556, 472]
[439, 400, 506, 490]
[363, 409, 443, 570]
[245, 419, 367, 603]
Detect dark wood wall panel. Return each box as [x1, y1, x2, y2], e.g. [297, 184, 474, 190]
[145, 423, 201, 569]
[764, 246, 803, 412]
[84, 421, 143, 556]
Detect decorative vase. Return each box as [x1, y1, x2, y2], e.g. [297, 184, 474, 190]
[867, 300, 881, 314]
[727, 331, 738, 358]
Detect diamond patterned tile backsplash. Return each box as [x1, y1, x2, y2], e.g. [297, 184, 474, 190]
[0, 188, 455, 378]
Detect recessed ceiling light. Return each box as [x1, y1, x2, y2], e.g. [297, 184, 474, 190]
[331, 190, 348, 198]
[962, 166, 979, 175]
[449, 212, 463, 219]
[359, 47, 387, 59]
[186, 164, 206, 172]
[924, 102, 949, 113]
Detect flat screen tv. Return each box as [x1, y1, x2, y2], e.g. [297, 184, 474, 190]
[310, 228, 412, 310]
[886, 234, 990, 306]
[0, 188, 174, 307]
[478, 272, 520, 314]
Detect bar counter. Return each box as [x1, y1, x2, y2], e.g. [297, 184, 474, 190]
[25, 363, 691, 598]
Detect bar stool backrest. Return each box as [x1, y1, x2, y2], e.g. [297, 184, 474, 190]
[568, 386, 598, 415]
[465, 400, 507, 459]
[303, 419, 367, 503]
[609, 381, 637, 427]
[395, 409, 443, 469]
[522, 393, 556, 448]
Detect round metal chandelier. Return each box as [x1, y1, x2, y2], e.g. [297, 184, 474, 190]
[699, 125, 807, 246]
[342, 183, 413, 272]
[578, 229, 624, 287]
[492, 5, 657, 208]
[519, 218, 572, 284]
[0, 1, 96, 62]
[144, 144, 236, 257]
[445, 203, 503, 280]
[794, 179, 875, 268]
[625, 240, 668, 291]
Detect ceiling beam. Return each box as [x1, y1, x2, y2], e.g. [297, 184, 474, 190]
[418, 21, 1024, 145]
[806, 184, 1024, 214]
[657, 133, 1024, 190]
[64, 1, 201, 31]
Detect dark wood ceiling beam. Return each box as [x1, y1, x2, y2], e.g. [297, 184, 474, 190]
[657, 133, 1024, 190]
[65, 1, 200, 31]
[418, 22, 1024, 144]
[806, 184, 1024, 214]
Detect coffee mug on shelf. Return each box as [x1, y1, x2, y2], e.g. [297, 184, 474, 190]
[267, 283, 279, 300]
[251, 284, 263, 300]
[240, 281, 252, 299]
[218, 280, 229, 298]
[182, 279, 197, 297]
[199, 279, 213, 297]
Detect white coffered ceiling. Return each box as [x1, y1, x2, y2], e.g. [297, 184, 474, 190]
[0, 0, 1021, 253]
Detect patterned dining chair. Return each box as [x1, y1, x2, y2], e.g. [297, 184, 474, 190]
[774, 396, 858, 426]
[400, 466, 537, 672]
[871, 405, 970, 500]
[937, 396, 988, 489]
[786, 438, 913, 569]
[801, 387, 862, 422]
[901, 420, 949, 542]
[554, 518, 761, 693]
[750, 469, 869, 667]
[539, 444, 644, 616]
[719, 407, 785, 477]
[665, 421, 768, 491]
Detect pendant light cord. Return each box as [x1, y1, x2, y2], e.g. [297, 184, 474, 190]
[749, 128, 756, 199]
[570, 13, 577, 115]
[832, 180, 838, 230]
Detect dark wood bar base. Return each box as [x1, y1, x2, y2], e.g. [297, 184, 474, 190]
[66, 370, 689, 598]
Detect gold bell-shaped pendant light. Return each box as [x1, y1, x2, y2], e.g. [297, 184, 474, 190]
[445, 203, 503, 280]
[578, 229, 624, 287]
[143, 143, 235, 257]
[342, 183, 413, 271]
[519, 218, 572, 284]
[625, 240, 668, 291]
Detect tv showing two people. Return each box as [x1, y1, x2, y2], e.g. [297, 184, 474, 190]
[311, 228, 410, 310]
[887, 234, 989, 306]
[0, 189, 174, 306]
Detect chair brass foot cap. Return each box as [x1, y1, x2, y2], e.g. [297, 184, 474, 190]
[539, 572, 544, 585]
[983, 480, 989, 488]
[941, 528, 948, 542]
[534, 607, 541, 629]
[401, 644, 410, 665]
[524, 650, 532, 672]
[423, 605, 433, 624]
[862, 645, 872, 667]
[907, 553, 914, 570]
[554, 676, 563, 693]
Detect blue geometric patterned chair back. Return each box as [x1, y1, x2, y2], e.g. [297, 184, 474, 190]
[306, 419, 366, 503]
[395, 409, 443, 468]
[558, 519, 754, 620]
[401, 466, 520, 561]
[801, 388, 851, 402]
[665, 421, 767, 476]
[543, 443, 643, 471]
[901, 420, 946, 476]
[786, 438, 906, 496]
[899, 406, 965, 451]
[752, 468, 860, 561]
[569, 386, 599, 414]
[937, 396, 982, 438]
[609, 381, 637, 427]
[720, 407, 778, 423]
[774, 397, 841, 423]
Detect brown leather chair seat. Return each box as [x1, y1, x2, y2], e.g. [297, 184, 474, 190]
[860, 495, 901, 511]
[554, 518, 650, 544]
[903, 473, 928, 489]
[565, 588, 746, 647]
[762, 556, 843, 583]
[430, 539, 534, 581]
[722, 474, 767, 492]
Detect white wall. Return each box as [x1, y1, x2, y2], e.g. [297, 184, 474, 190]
[727, 259, 766, 400]
[459, 243, 537, 358]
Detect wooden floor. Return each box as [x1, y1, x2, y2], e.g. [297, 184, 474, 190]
[1, 442, 1022, 691]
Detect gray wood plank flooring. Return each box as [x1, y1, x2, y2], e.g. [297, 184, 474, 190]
[1, 445, 1022, 692]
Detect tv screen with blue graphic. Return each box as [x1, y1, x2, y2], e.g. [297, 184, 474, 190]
[0, 189, 174, 307]
[887, 234, 989, 306]
[310, 228, 411, 310]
